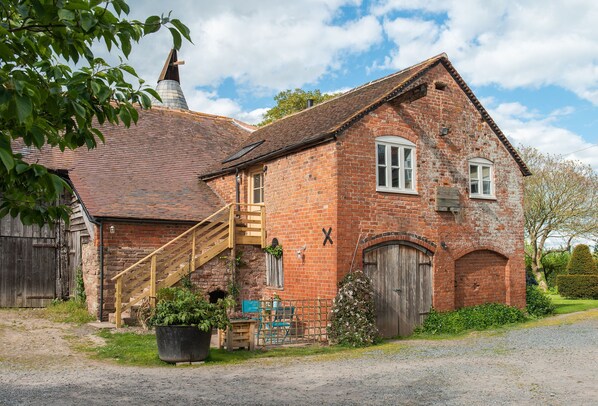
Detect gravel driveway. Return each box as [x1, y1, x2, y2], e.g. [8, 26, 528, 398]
[0, 309, 597, 405]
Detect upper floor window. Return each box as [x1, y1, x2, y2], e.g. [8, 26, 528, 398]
[469, 158, 494, 198]
[376, 136, 416, 194]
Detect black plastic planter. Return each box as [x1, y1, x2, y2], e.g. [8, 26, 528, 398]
[155, 325, 211, 363]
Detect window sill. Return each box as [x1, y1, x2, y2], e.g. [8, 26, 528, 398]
[469, 194, 496, 201]
[376, 188, 419, 195]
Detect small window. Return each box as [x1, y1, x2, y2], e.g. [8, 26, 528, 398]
[266, 253, 283, 288]
[375, 136, 417, 194]
[469, 158, 495, 199]
[251, 172, 264, 204]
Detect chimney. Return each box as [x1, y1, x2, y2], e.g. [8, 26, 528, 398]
[306, 99, 314, 108]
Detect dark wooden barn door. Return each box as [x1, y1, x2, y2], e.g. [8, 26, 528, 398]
[364, 242, 432, 337]
[0, 216, 58, 307]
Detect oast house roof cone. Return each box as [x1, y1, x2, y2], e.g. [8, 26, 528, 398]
[153, 49, 189, 110]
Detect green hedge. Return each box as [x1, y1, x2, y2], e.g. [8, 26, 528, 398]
[567, 244, 598, 275]
[557, 275, 598, 299]
[417, 303, 526, 335]
[526, 286, 555, 317]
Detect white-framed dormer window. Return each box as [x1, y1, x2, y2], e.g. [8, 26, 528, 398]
[469, 158, 495, 199]
[375, 136, 417, 194]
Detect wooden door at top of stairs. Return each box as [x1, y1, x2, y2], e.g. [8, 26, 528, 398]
[246, 170, 264, 236]
[363, 242, 433, 337]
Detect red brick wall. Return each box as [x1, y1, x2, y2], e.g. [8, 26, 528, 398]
[260, 143, 339, 300]
[202, 63, 526, 310]
[83, 220, 262, 319]
[335, 63, 525, 310]
[454, 250, 507, 308]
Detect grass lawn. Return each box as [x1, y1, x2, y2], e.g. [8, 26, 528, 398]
[87, 295, 598, 367]
[91, 329, 358, 367]
[548, 294, 598, 314]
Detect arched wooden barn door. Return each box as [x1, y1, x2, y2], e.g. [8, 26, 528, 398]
[363, 242, 433, 337]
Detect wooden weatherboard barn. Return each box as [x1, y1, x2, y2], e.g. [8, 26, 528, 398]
[2, 53, 529, 337]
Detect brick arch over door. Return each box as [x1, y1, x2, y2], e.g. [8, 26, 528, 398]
[454, 249, 508, 309]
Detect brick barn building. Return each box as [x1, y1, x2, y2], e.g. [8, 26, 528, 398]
[4, 52, 530, 337]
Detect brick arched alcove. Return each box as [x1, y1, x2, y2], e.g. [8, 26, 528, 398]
[454, 249, 508, 309]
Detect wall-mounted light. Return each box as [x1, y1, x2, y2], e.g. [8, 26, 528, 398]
[296, 245, 306, 260]
[440, 241, 448, 250]
[109, 225, 115, 234]
[440, 127, 450, 136]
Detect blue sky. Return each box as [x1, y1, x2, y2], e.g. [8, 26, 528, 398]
[122, 0, 598, 169]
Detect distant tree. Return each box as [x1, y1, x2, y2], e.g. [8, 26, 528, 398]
[258, 88, 341, 126]
[0, 0, 190, 226]
[520, 147, 598, 290]
[567, 244, 598, 275]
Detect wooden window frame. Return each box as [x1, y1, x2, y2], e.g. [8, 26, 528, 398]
[469, 158, 495, 199]
[375, 136, 417, 194]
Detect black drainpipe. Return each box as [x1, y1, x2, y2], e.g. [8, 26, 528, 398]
[235, 168, 240, 205]
[99, 220, 104, 321]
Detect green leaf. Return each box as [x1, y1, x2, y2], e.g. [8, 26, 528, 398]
[121, 65, 138, 77]
[168, 27, 182, 50]
[15, 95, 33, 123]
[144, 16, 161, 34]
[58, 9, 76, 21]
[71, 101, 86, 119]
[49, 174, 66, 195]
[144, 87, 161, 100]
[80, 14, 97, 32]
[0, 148, 15, 170]
[171, 19, 192, 43]
[118, 107, 131, 127]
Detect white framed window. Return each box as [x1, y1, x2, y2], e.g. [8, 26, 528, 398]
[469, 158, 495, 199]
[375, 136, 417, 194]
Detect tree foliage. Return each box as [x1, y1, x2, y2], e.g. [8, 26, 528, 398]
[567, 244, 598, 275]
[258, 88, 341, 126]
[0, 0, 191, 226]
[521, 146, 598, 289]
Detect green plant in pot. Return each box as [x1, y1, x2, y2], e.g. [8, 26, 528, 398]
[148, 287, 234, 363]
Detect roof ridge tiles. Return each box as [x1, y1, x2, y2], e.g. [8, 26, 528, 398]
[256, 53, 447, 131]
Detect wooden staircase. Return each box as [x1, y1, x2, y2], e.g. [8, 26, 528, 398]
[110, 203, 265, 327]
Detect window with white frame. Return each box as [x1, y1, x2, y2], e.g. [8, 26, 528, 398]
[469, 158, 494, 198]
[375, 136, 416, 193]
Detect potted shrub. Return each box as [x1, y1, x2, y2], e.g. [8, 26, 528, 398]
[148, 287, 234, 363]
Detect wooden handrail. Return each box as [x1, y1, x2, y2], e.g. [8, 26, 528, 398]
[111, 203, 232, 281]
[112, 202, 266, 327]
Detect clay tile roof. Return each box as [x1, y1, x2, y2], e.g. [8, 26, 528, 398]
[201, 53, 530, 178]
[19, 107, 253, 222]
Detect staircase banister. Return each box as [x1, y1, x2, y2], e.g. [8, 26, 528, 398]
[110, 203, 233, 281]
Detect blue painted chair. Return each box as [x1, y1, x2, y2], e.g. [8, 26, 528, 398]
[270, 306, 295, 344]
[242, 300, 260, 314]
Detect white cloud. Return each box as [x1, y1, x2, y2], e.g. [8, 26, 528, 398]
[489, 101, 598, 170]
[185, 89, 267, 124]
[373, 0, 598, 105]
[120, 1, 382, 94]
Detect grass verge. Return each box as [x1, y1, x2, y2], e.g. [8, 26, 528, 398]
[91, 329, 356, 367]
[548, 294, 598, 314]
[89, 296, 598, 367]
[42, 300, 95, 324]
